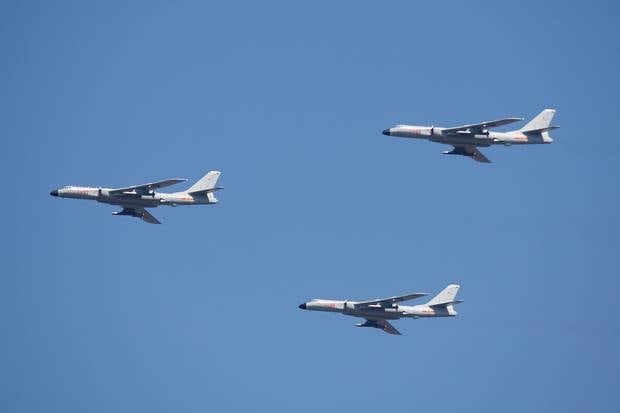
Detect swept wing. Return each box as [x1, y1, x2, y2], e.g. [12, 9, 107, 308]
[140, 209, 161, 224]
[108, 179, 187, 195]
[355, 293, 428, 308]
[357, 319, 401, 335]
[442, 117, 523, 134]
[444, 145, 491, 163]
[114, 207, 162, 224]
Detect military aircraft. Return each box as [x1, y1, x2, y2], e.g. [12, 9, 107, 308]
[382, 109, 558, 163]
[298, 284, 462, 335]
[50, 171, 222, 224]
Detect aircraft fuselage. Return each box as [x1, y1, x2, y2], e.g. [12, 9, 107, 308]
[299, 299, 456, 319]
[50, 186, 213, 208]
[384, 125, 553, 146]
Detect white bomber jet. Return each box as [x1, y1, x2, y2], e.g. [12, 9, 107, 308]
[50, 171, 222, 224]
[382, 109, 558, 163]
[299, 284, 462, 335]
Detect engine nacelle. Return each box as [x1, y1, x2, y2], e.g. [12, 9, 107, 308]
[343, 301, 356, 314]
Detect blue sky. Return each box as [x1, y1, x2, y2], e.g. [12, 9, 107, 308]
[2, 1, 619, 412]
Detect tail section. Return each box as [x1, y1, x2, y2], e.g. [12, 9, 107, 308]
[517, 109, 558, 143]
[186, 171, 222, 202]
[426, 284, 461, 307]
[519, 109, 556, 132]
[187, 171, 221, 193]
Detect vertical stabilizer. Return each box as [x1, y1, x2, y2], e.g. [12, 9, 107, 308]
[426, 284, 460, 306]
[186, 171, 221, 194]
[519, 109, 556, 132]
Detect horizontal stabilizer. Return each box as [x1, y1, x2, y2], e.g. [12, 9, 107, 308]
[200, 186, 224, 193]
[429, 300, 463, 309]
[522, 126, 560, 134]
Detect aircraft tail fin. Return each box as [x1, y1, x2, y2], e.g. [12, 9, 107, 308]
[426, 284, 461, 307]
[519, 109, 556, 132]
[186, 171, 222, 201]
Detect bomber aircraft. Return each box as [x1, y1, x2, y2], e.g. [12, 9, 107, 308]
[298, 284, 462, 335]
[50, 171, 222, 224]
[382, 109, 558, 163]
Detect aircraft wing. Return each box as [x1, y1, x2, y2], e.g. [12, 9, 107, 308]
[114, 207, 162, 224]
[140, 209, 162, 224]
[378, 319, 401, 335]
[355, 293, 428, 308]
[444, 145, 492, 163]
[357, 319, 402, 335]
[108, 179, 187, 195]
[442, 117, 523, 134]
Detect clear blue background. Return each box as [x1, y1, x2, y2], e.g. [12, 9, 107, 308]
[2, 1, 619, 411]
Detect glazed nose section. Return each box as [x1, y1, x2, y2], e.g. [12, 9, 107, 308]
[298, 303, 307, 310]
[382, 128, 392, 136]
[50, 189, 59, 197]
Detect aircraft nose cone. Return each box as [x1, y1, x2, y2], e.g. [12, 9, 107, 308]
[382, 129, 391, 136]
[298, 303, 307, 310]
[50, 190, 58, 197]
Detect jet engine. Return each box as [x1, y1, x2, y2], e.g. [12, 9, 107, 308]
[343, 301, 356, 314]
